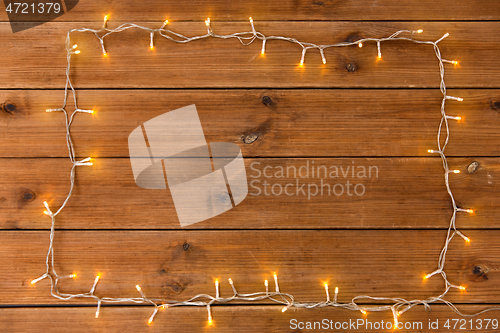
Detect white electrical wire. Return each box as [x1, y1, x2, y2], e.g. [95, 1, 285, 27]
[33, 16, 499, 326]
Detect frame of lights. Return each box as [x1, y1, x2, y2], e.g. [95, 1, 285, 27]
[31, 15, 500, 327]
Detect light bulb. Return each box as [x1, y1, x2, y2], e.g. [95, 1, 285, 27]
[358, 43, 363, 48]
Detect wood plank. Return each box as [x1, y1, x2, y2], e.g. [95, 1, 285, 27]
[1, 89, 499, 158]
[1, 157, 496, 229]
[1, 0, 500, 22]
[1, 305, 500, 332]
[5, 230, 500, 304]
[1, 22, 500, 88]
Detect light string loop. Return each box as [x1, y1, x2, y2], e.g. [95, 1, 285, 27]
[32, 16, 498, 326]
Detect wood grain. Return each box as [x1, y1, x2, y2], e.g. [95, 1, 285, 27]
[1, 157, 497, 229]
[1, 89, 499, 158]
[1, 22, 500, 89]
[1, 0, 500, 22]
[5, 230, 500, 305]
[1, 305, 499, 332]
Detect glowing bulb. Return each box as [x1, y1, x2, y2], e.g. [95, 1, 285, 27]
[360, 309, 367, 315]
[423, 274, 431, 280]
[205, 18, 210, 26]
[335, 287, 338, 294]
[453, 170, 460, 174]
[457, 97, 464, 102]
[150, 45, 154, 50]
[377, 54, 382, 60]
[95, 311, 99, 318]
[466, 209, 474, 214]
[104, 15, 109, 22]
[299, 61, 304, 66]
[148, 318, 153, 324]
[459, 285, 466, 291]
[103, 53, 108, 57]
[465, 237, 471, 243]
[322, 58, 326, 64]
[228, 278, 233, 285]
[261, 49, 265, 55]
[69, 273, 77, 279]
[30, 280, 36, 285]
[44, 210, 50, 215]
[249, 17, 253, 23]
[358, 43, 363, 48]
[74, 50, 80, 54]
[208, 315, 213, 325]
[281, 306, 288, 313]
[136, 285, 141, 291]
[417, 29, 423, 33]
[397, 311, 401, 316]
[324, 283, 328, 289]
[452, 60, 459, 65]
[264, 280, 268, 287]
[72, 44, 78, 49]
[164, 20, 169, 25]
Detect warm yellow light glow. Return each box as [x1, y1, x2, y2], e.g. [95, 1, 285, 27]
[228, 278, 233, 285]
[322, 59, 326, 64]
[75, 50, 81, 54]
[69, 273, 77, 279]
[208, 316, 213, 325]
[457, 97, 464, 102]
[377, 55, 382, 60]
[453, 170, 460, 174]
[324, 283, 328, 289]
[44, 210, 50, 215]
[136, 285, 142, 291]
[72, 44, 78, 49]
[30, 280, 36, 285]
[104, 15, 109, 22]
[164, 20, 169, 25]
[103, 53, 108, 57]
[397, 311, 401, 316]
[360, 309, 367, 315]
[423, 274, 431, 280]
[459, 285, 466, 291]
[452, 60, 459, 65]
[465, 237, 471, 243]
[299, 61, 304, 66]
[95, 312, 99, 318]
[281, 306, 288, 313]
[264, 280, 268, 287]
[335, 287, 339, 294]
[261, 49, 265, 55]
[205, 18, 210, 26]
[417, 29, 423, 33]
[466, 209, 474, 214]
[358, 43, 363, 48]
[249, 17, 253, 23]
[148, 318, 153, 324]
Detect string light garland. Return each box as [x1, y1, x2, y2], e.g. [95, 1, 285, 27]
[31, 15, 500, 327]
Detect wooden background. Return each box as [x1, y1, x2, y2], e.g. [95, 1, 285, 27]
[1, 0, 500, 331]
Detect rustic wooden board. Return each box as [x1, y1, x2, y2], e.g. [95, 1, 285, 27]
[5, 230, 500, 305]
[1, 22, 500, 89]
[2, 305, 500, 332]
[1, 0, 500, 22]
[1, 157, 496, 229]
[1, 89, 499, 158]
